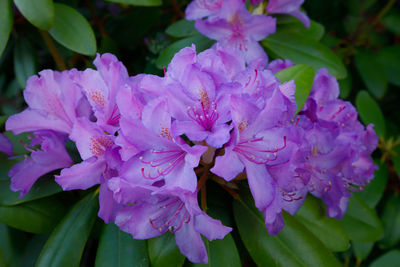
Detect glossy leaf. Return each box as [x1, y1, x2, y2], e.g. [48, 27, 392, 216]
[13, 36, 37, 88]
[356, 161, 388, 208]
[166, 19, 197, 38]
[105, 0, 162, 6]
[338, 195, 383, 242]
[36, 192, 98, 267]
[352, 241, 374, 261]
[295, 196, 350, 252]
[354, 51, 387, 99]
[14, 0, 54, 30]
[48, 3, 97, 56]
[377, 46, 400, 86]
[188, 234, 241, 267]
[0, 177, 62, 206]
[275, 64, 315, 114]
[156, 35, 214, 69]
[0, 196, 65, 234]
[95, 223, 149, 267]
[233, 189, 341, 267]
[0, 0, 13, 57]
[379, 195, 400, 249]
[262, 31, 347, 78]
[277, 19, 325, 41]
[370, 250, 400, 267]
[18, 234, 48, 267]
[355, 90, 386, 138]
[147, 233, 185, 267]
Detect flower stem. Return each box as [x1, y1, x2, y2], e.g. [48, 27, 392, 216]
[39, 30, 67, 71]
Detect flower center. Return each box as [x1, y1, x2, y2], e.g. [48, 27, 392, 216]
[149, 198, 191, 233]
[140, 149, 185, 179]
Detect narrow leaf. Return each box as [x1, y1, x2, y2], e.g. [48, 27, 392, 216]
[233, 189, 341, 267]
[354, 51, 387, 98]
[49, 3, 97, 56]
[262, 31, 346, 78]
[14, 0, 54, 30]
[95, 223, 149, 267]
[0, 0, 13, 57]
[166, 19, 197, 38]
[147, 233, 185, 267]
[275, 64, 315, 114]
[277, 19, 325, 41]
[104, 0, 162, 6]
[36, 191, 98, 267]
[352, 241, 374, 261]
[355, 90, 386, 138]
[0, 196, 65, 234]
[379, 195, 400, 249]
[338, 195, 383, 242]
[0, 223, 13, 266]
[13, 36, 37, 88]
[370, 250, 400, 267]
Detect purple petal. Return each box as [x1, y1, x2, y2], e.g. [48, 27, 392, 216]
[0, 133, 13, 155]
[175, 222, 208, 263]
[194, 213, 232, 240]
[211, 147, 244, 180]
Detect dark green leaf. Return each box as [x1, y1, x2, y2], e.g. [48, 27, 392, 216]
[156, 35, 214, 69]
[338, 195, 383, 242]
[0, 0, 13, 57]
[356, 161, 388, 208]
[262, 31, 346, 78]
[383, 13, 400, 35]
[370, 250, 400, 267]
[352, 241, 374, 261]
[379, 195, 400, 249]
[13, 0, 54, 30]
[233, 189, 341, 267]
[0, 223, 13, 266]
[188, 234, 241, 267]
[166, 19, 197, 38]
[95, 223, 149, 267]
[355, 90, 386, 138]
[376, 46, 400, 86]
[105, 0, 162, 6]
[392, 145, 400, 178]
[338, 70, 352, 99]
[0, 196, 65, 234]
[18, 234, 48, 267]
[36, 191, 98, 267]
[277, 19, 325, 41]
[354, 51, 387, 99]
[147, 232, 185, 267]
[275, 64, 315, 114]
[0, 177, 62, 206]
[48, 3, 97, 56]
[295, 196, 350, 252]
[13, 36, 37, 88]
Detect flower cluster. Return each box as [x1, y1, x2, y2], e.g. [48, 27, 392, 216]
[185, 0, 309, 68]
[4, 42, 377, 262]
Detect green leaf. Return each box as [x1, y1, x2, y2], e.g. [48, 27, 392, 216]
[188, 234, 241, 267]
[0, 177, 62, 206]
[356, 161, 388, 208]
[156, 35, 214, 69]
[166, 19, 197, 38]
[376, 46, 400, 86]
[95, 223, 149, 267]
[18, 234, 48, 267]
[233, 189, 341, 267]
[338, 70, 352, 99]
[352, 241, 374, 261]
[383, 13, 400, 35]
[0, 223, 13, 266]
[295, 196, 350, 252]
[277, 19, 325, 41]
[0, 0, 13, 57]
[392, 145, 400, 178]
[370, 250, 400, 267]
[338, 195, 383, 242]
[48, 3, 97, 56]
[104, 0, 162, 6]
[379, 195, 400, 249]
[0, 196, 65, 234]
[275, 64, 315, 114]
[13, 0, 54, 30]
[36, 192, 98, 267]
[355, 90, 386, 138]
[147, 232, 185, 267]
[13, 36, 37, 88]
[262, 31, 346, 78]
[354, 51, 387, 99]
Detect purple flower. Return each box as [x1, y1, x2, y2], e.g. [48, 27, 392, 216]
[268, 59, 294, 74]
[108, 177, 232, 263]
[6, 69, 87, 135]
[9, 131, 72, 197]
[0, 133, 13, 156]
[185, 0, 224, 20]
[267, 0, 310, 27]
[194, 0, 276, 66]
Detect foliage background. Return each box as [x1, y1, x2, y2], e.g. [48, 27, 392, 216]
[0, 0, 400, 266]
